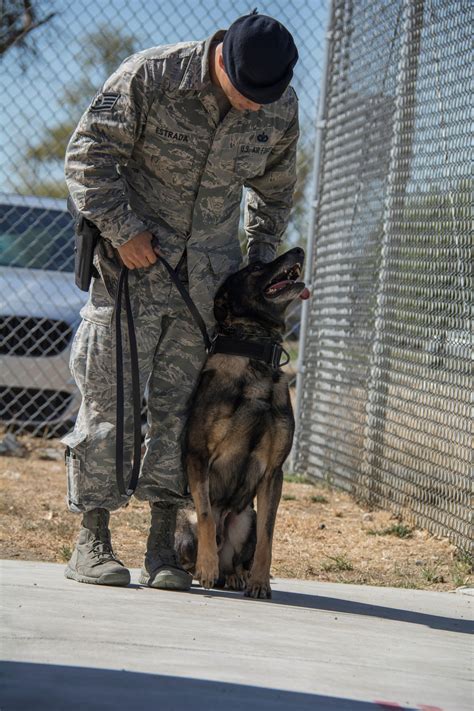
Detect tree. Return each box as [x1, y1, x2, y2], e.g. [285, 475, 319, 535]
[14, 26, 138, 197]
[0, 0, 55, 59]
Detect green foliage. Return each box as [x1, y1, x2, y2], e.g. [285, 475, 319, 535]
[321, 554, 353, 572]
[26, 123, 78, 162]
[13, 165, 68, 198]
[454, 548, 473, 573]
[311, 494, 329, 504]
[450, 561, 472, 589]
[420, 563, 444, 585]
[14, 26, 138, 196]
[283, 473, 312, 484]
[367, 523, 413, 539]
[58, 545, 72, 562]
[450, 549, 473, 588]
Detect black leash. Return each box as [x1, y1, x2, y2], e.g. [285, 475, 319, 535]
[114, 245, 289, 498]
[156, 253, 212, 352]
[114, 267, 142, 497]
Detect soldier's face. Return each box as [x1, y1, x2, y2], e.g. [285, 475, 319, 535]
[221, 74, 262, 112]
[216, 47, 262, 112]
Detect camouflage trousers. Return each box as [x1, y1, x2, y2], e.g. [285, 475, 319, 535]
[62, 253, 208, 513]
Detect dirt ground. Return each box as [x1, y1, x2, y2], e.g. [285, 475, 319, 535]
[0, 436, 471, 592]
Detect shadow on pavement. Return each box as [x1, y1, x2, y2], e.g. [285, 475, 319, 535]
[188, 585, 474, 635]
[0, 661, 415, 711]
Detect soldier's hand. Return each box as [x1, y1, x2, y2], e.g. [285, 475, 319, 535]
[117, 230, 160, 269]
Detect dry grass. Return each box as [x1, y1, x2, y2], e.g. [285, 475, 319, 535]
[0, 437, 471, 591]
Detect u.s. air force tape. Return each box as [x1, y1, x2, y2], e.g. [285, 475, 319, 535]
[90, 92, 120, 112]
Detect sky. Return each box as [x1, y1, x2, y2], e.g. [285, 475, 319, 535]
[0, 0, 329, 193]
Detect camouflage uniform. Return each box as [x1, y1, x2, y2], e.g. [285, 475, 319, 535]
[63, 29, 299, 512]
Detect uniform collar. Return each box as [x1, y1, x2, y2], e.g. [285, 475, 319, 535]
[178, 29, 226, 91]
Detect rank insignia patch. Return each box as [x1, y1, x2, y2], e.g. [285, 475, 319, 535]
[90, 92, 120, 112]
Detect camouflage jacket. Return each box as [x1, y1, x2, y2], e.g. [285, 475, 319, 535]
[64, 30, 299, 317]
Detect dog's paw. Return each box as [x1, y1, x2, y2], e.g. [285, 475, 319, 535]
[225, 573, 246, 591]
[244, 578, 272, 599]
[195, 554, 219, 590]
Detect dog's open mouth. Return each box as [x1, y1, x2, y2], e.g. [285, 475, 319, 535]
[264, 262, 310, 300]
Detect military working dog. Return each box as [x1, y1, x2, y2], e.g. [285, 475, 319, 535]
[176, 247, 309, 599]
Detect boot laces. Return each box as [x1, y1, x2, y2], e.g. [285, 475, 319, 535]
[90, 522, 117, 562]
[91, 540, 115, 560]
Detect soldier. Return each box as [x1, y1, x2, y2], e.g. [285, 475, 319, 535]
[63, 11, 299, 590]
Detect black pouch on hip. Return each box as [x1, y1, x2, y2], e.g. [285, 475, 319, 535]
[67, 195, 101, 292]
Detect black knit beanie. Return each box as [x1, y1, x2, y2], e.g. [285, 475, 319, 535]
[222, 11, 298, 104]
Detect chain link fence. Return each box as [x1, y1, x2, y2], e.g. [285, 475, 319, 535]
[0, 1, 328, 436]
[2, 1, 471, 553]
[293, 0, 472, 551]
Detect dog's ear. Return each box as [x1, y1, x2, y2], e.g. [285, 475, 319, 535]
[214, 285, 229, 323]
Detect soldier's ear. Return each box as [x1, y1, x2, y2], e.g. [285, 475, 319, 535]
[216, 44, 225, 70]
[214, 286, 229, 322]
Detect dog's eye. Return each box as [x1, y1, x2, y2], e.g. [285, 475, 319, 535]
[248, 262, 264, 273]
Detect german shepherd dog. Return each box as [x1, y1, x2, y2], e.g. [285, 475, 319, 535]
[176, 247, 309, 599]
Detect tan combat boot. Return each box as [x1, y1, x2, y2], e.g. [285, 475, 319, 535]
[65, 508, 130, 586]
[139, 502, 193, 591]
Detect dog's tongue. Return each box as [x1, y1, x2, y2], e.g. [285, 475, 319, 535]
[273, 280, 290, 290]
[299, 287, 310, 300]
[266, 280, 291, 293]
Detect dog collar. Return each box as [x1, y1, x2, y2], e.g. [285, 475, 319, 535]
[207, 334, 290, 369]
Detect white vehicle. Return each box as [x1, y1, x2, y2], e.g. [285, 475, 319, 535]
[0, 193, 87, 434]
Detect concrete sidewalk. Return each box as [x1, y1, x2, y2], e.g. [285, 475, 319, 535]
[1, 560, 472, 710]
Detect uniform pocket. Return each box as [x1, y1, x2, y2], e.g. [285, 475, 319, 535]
[235, 150, 268, 179]
[94, 239, 121, 300]
[69, 317, 115, 406]
[234, 131, 276, 179]
[80, 277, 115, 327]
[69, 321, 85, 382]
[62, 430, 87, 511]
[142, 93, 198, 188]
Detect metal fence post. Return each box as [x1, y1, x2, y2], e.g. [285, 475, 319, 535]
[289, 0, 336, 474]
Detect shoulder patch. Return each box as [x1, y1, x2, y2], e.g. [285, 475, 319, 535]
[90, 92, 120, 112]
